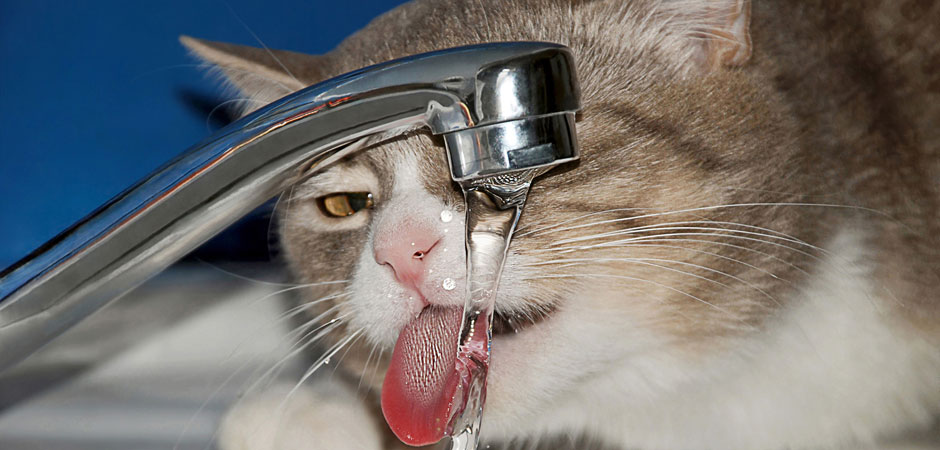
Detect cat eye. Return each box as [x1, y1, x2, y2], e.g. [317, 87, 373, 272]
[317, 192, 374, 217]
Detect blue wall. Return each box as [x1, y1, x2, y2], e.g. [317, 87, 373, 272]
[0, 0, 409, 268]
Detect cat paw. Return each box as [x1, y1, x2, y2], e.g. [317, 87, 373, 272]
[217, 379, 383, 450]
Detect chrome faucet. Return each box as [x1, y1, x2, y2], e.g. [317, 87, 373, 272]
[0, 42, 580, 372]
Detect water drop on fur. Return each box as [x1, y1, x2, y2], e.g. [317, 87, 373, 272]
[442, 278, 456, 291]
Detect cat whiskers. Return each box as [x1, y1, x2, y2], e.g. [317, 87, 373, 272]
[239, 292, 353, 381]
[357, 340, 382, 393]
[173, 286, 350, 450]
[226, 279, 355, 397]
[267, 184, 298, 259]
[363, 347, 387, 396]
[608, 242, 792, 281]
[219, 292, 351, 392]
[282, 300, 348, 341]
[521, 220, 820, 312]
[213, 310, 353, 445]
[249, 281, 352, 305]
[516, 207, 648, 237]
[279, 328, 366, 413]
[239, 321, 364, 450]
[206, 97, 267, 131]
[549, 220, 817, 249]
[514, 208, 868, 322]
[544, 231, 826, 272]
[194, 257, 348, 288]
[262, 292, 359, 386]
[519, 202, 888, 240]
[189, 284, 353, 385]
[605, 238, 810, 275]
[532, 222, 827, 263]
[221, 1, 302, 87]
[522, 272, 726, 318]
[523, 256, 781, 307]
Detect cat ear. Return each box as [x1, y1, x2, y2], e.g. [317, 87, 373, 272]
[665, 0, 752, 70]
[180, 36, 326, 110]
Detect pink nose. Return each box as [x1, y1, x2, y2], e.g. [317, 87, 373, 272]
[374, 223, 441, 289]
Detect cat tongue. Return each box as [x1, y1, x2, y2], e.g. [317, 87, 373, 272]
[382, 306, 462, 446]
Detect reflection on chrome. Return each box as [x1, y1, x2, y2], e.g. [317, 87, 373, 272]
[0, 42, 580, 374]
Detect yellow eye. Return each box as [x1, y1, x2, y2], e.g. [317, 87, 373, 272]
[317, 192, 374, 217]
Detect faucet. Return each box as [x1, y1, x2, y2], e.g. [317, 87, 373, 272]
[0, 42, 580, 372]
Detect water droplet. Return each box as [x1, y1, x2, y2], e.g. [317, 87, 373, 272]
[442, 278, 456, 291]
[324, 356, 331, 364]
[440, 209, 453, 223]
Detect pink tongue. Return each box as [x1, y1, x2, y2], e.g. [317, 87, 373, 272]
[382, 307, 462, 446]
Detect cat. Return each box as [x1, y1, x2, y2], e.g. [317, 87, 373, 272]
[181, 0, 940, 449]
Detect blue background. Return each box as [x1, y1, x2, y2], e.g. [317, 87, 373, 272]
[0, 0, 409, 268]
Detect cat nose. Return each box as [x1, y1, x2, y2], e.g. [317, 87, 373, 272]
[373, 223, 441, 289]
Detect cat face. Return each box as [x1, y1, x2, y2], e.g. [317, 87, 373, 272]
[186, 0, 829, 441]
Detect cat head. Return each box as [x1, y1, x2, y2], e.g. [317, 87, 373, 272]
[184, 0, 822, 441]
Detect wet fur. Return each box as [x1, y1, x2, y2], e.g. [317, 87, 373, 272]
[185, 1, 940, 449]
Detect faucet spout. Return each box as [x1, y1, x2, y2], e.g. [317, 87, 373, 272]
[0, 42, 580, 373]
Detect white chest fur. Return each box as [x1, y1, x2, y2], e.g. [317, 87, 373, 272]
[521, 228, 940, 449]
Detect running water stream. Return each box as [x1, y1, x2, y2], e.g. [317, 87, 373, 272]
[446, 170, 542, 450]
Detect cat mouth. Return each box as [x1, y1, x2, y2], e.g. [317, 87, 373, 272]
[491, 303, 557, 335]
[380, 302, 555, 445]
